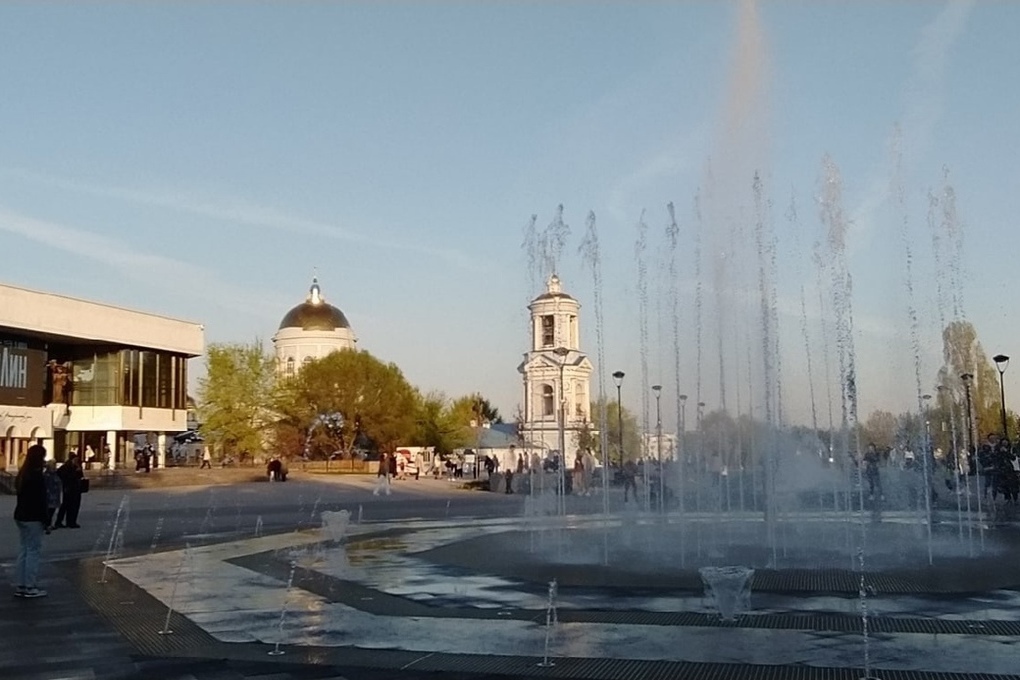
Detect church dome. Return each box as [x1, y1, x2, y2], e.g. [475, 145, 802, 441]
[530, 273, 576, 303]
[278, 278, 351, 331]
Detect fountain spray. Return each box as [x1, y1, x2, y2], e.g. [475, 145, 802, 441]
[578, 211, 612, 566]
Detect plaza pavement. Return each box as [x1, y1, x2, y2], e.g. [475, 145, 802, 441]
[5, 470, 1020, 680]
[0, 471, 545, 680]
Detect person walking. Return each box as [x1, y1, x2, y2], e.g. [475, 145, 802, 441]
[373, 452, 391, 496]
[14, 444, 49, 598]
[200, 449, 212, 469]
[622, 459, 638, 503]
[54, 454, 84, 529]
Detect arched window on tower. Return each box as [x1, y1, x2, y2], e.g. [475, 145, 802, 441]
[541, 384, 555, 417]
[285, 357, 295, 377]
[541, 315, 555, 347]
[302, 356, 313, 368]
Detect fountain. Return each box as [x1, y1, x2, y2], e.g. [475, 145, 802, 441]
[96, 2, 1012, 677]
[699, 566, 754, 621]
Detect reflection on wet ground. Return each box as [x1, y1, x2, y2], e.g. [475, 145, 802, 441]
[106, 514, 1020, 675]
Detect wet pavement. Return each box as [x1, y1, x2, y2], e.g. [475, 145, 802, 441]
[5, 478, 1020, 679]
[102, 513, 1020, 677]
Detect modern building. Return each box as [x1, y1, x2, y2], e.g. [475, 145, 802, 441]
[272, 277, 357, 377]
[517, 274, 594, 464]
[0, 283, 204, 470]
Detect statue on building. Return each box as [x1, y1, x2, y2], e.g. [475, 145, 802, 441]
[47, 360, 71, 404]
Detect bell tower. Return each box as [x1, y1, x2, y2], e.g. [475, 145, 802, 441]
[518, 275, 593, 461]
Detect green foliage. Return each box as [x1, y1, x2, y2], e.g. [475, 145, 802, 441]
[411, 391, 472, 455]
[449, 393, 502, 426]
[197, 341, 276, 456]
[588, 397, 641, 465]
[935, 320, 1018, 443]
[861, 410, 897, 450]
[272, 349, 419, 457]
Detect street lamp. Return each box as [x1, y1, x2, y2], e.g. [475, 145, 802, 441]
[961, 372, 982, 523]
[652, 384, 663, 513]
[554, 346, 570, 505]
[993, 354, 1010, 440]
[961, 373, 975, 452]
[922, 392, 933, 472]
[679, 394, 687, 463]
[613, 371, 625, 472]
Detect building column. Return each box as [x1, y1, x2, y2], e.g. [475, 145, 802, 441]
[107, 430, 118, 470]
[41, 438, 55, 460]
[157, 432, 166, 469]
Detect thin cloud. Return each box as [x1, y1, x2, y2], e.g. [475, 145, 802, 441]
[0, 167, 483, 273]
[0, 206, 288, 320]
[849, 0, 975, 248]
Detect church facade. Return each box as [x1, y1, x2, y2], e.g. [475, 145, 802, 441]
[272, 278, 357, 376]
[517, 275, 593, 463]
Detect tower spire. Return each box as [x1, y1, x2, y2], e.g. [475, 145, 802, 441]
[308, 273, 322, 304]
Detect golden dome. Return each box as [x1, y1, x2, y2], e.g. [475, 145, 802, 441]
[278, 278, 351, 331]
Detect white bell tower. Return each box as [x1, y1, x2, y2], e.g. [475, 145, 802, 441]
[518, 274, 593, 461]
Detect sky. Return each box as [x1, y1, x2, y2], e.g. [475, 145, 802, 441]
[2, 1, 1019, 434]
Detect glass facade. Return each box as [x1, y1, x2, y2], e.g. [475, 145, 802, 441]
[71, 348, 188, 409]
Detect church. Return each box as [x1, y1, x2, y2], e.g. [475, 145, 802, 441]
[272, 278, 357, 376]
[517, 274, 594, 465]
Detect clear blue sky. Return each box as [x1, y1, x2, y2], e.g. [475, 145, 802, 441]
[2, 1, 1018, 432]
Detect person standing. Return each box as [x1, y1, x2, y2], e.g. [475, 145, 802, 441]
[863, 443, 884, 501]
[43, 460, 62, 533]
[54, 454, 84, 529]
[14, 444, 49, 597]
[373, 452, 391, 496]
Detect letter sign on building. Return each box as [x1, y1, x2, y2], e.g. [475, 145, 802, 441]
[0, 335, 46, 406]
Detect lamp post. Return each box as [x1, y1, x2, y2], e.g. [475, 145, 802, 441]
[679, 394, 688, 439]
[679, 394, 687, 510]
[554, 346, 570, 508]
[613, 371, 625, 474]
[961, 372, 982, 525]
[652, 385, 663, 513]
[961, 373, 975, 452]
[994, 354, 1010, 440]
[922, 393, 932, 448]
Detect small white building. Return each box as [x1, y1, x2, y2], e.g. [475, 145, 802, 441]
[641, 432, 679, 462]
[517, 275, 594, 468]
[273, 278, 357, 377]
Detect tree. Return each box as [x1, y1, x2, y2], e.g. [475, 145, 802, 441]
[197, 341, 276, 457]
[449, 393, 502, 427]
[861, 410, 897, 450]
[936, 320, 1017, 442]
[588, 397, 641, 465]
[273, 349, 419, 457]
[411, 391, 472, 455]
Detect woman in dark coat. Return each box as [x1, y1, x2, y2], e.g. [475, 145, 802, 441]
[55, 454, 84, 528]
[14, 444, 49, 598]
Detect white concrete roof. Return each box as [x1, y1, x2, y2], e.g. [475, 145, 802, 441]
[0, 282, 204, 356]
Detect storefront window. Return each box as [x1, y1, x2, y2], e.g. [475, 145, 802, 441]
[71, 351, 120, 405]
[122, 349, 139, 406]
[157, 353, 172, 408]
[141, 351, 158, 407]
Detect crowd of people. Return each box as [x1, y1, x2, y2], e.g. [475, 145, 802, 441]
[859, 433, 1020, 508]
[12, 446, 90, 599]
